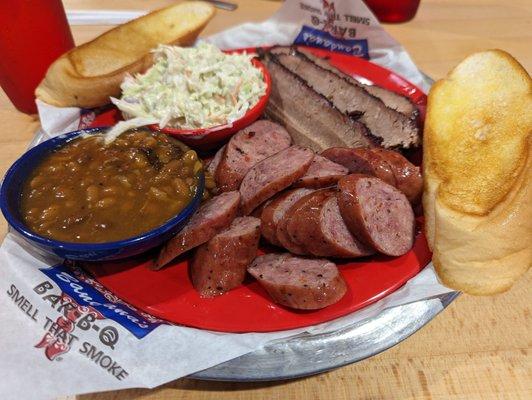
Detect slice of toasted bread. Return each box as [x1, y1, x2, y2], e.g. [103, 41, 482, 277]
[35, 1, 215, 108]
[423, 49, 531, 295]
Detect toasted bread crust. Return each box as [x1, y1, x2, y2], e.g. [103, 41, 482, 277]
[35, 2, 215, 108]
[424, 49, 531, 295]
[425, 49, 531, 216]
[432, 142, 531, 295]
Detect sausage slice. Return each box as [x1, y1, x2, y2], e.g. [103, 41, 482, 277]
[206, 144, 226, 177]
[284, 190, 374, 258]
[320, 197, 374, 257]
[321, 147, 396, 186]
[276, 212, 308, 255]
[293, 155, 348, 188]
[284, 189, 335, 254]
[275, 190, 320, 255]
[248, 254, 347, 310]
[322, 147, 422, 203]
[370, 148, 422, 203]
[191, 216, 261, 297]
[337, 174, 415, 256]
[215, 120, 292, 192]
[260, 188, 314, 246]
[239, 146, 314, 215]
[154, 191, 240, 269]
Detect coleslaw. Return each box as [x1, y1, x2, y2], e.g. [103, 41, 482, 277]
[110, 42, 266, 133]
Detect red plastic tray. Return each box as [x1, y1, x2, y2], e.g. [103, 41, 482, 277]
[82, 47, 430, 333]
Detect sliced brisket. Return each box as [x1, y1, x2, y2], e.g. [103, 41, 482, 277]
[297, 48, 419, 121]
[264, 53, 377, 152]
[271, 47, 420, 149]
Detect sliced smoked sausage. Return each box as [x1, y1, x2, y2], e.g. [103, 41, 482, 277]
[370, 148, 422, 203]
[293, 155, 348, 188]
[322, 147, 422, 203]
[284, 189, 335, 254]
[215, 120, 292, 192]
[154, 191, 240, 269]
[276, 213, 307, 255]
[205, 144, 225, 178]
[319, 196, 374, 257]
[191, 216, 261, 297]
[275, 190, 319, 255]
[248, 254, 347, 310]
[337, 174, 415, 257]
[260, 188, 314, 246]
[284, 190, 374, 258]
[321, 147, 396, 186]
[239, 146, 314, 215]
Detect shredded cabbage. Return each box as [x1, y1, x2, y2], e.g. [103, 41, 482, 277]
[110, 42, 266, 131]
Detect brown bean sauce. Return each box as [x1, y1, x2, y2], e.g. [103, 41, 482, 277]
[20, 128, 202, 243]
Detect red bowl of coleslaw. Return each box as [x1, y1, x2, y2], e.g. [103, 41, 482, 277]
[148, 54, 271, 150]
[110, 45, 271, 150]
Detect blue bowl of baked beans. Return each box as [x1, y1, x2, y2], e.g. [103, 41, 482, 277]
[0, 126, 205, 261]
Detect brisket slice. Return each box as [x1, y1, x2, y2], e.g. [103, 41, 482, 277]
[365, 85, 417, 117]
[271, 47, 420, 149]
[264, 53, 377, 152]
[297, 48, 419, 121]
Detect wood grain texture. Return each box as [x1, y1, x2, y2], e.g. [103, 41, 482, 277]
[0, 1, 530, 399]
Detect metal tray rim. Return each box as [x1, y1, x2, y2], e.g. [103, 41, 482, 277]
[190, 291, 459, 381]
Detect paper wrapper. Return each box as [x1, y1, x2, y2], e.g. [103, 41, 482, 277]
[0, 1, 451, 399]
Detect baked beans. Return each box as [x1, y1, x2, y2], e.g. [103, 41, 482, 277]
[20, 128, 202, 243]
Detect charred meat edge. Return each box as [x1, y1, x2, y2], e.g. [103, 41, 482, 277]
[269, 46, 420, 149]
[293, 46, 420, 123]
[262, 50, 382, 148]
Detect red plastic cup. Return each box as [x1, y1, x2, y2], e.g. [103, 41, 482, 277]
[363, 0, 421, 23]
[0, 0, 74, 114]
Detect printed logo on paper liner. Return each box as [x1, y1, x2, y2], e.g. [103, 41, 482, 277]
[25, 265, 144, 380]
[34, 292, 106, 361]
[29, 263, 165, 380]
[38, 263, 164, 341]
[294, 0, 370, 58]
[295, 25, 369, 58]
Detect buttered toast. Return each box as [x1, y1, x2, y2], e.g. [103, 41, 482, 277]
[423, 50, 531, 295]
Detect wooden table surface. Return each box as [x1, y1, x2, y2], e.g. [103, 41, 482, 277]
[1, 1, 530, 399]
